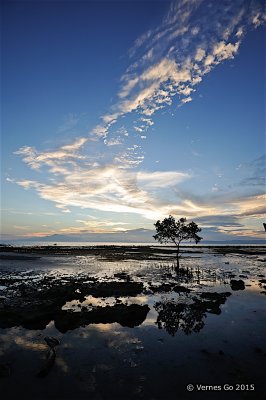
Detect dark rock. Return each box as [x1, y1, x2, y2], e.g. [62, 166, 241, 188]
[173, 285, 191, 293]
[44, 337, 60, 348]
[54, 304, 150, 333]
[85, 281, 144, 297]
[230, 279, 245, 291]
[200, 292, 231, 301]
[151, 283, 173, 293]
[113, 272, 130, 281]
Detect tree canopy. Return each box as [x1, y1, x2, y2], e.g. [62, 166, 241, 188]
[153, 216, 202, 255]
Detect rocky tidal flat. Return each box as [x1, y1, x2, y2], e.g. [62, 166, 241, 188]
[0, 245, 265, 399]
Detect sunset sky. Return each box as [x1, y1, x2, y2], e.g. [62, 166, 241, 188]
[2, 0, 265, 241]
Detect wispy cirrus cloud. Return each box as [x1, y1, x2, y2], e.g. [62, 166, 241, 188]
[10, 170, 265, 238]
[138, 171, 189, 188]
[14, 137, 88, 171]
[93, 0, 265, 139]
[11, 149, 265, 231]
[13, 165, 192, 219]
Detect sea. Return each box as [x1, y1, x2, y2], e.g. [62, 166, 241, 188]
[1, 240, 265, 247]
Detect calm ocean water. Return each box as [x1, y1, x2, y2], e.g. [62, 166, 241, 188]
[1, 241, 157, 247]
[1, 240, 264, 247]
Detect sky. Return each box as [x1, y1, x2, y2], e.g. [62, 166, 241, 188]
[1, 0, 266, 241]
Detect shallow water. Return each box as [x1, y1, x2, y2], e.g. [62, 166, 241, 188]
[0, 248, 265, 399]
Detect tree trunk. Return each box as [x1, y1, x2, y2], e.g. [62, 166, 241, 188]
[175, 245, 180, 272]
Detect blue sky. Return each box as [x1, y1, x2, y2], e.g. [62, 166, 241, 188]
[1, 0, 265, 241]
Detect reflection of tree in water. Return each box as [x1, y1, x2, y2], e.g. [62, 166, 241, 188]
[154, 292, 231, 336]
[154, 300, 205, 336]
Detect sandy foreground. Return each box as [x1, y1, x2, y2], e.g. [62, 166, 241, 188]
[0, 245, 265, 399]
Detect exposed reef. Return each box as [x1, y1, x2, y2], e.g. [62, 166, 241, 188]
[0, 277, 147, 331]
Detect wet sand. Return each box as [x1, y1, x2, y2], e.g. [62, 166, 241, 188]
[0, 245, 265, 399]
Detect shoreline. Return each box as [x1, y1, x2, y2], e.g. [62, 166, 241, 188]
[0, 244, 265, 260]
